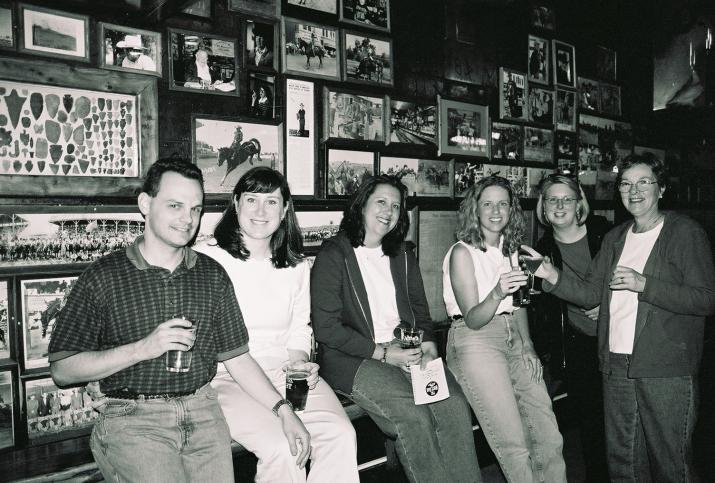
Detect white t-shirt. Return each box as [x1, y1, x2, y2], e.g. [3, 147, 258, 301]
[443, 240, 515, 317]
[354, 245, 401, 343]
[609, 221, 664, 354]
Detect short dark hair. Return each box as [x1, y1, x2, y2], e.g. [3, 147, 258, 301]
[340, 174, 409, 257]
[141, 158, 204, 197]
[617, 152, 667, 187]
[213, 166, 304, 268]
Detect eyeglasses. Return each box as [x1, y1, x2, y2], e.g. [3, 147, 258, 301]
[544, 197, 577, 206]
[617, 179, 658, 192]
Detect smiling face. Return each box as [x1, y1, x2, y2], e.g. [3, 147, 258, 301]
[477, 185, 511, 245]
[619, 163, 665, 220]
[236, 188, 286, 244]
[362, 183, 401, 248]
[543, 183, 579, 230]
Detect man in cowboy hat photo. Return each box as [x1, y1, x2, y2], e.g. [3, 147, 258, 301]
[116, 34, 156, 71]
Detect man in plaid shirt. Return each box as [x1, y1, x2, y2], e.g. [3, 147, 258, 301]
[48, 158, 310, 482]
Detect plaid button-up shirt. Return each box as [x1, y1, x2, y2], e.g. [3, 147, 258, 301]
[48, 236, 249, 394]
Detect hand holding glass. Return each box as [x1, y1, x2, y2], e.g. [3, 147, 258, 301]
[166, 318, 198, 373]
[519, 253, 544, 295]
[285, 363, 310, 411]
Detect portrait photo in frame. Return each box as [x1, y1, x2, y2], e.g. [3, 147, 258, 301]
[499, 67, 527, 121]
[295, 211, 342, 255]
[528, 34, 549, 85]
[596, 45, 616, 81]
[228, 0, 280, 18]
[527, 86, 555, 125]
[454, 160, 487, 197]
[247, 72, 276, 120]
[286, 78, 315, 196]
[343, 30, 393, 87]
[379, 156, 453, 197]
[286, 0, 337, 15]
[387, 98, 436, 147]
[438, 96, 490, 158]
[555, 130, 577, 158]
[578, 76, 601, 113]
[553, 39, 576, 88]
[340, 0, 390, 32]
[530, 2, 555, 31]
[326, 148, 375, 197]
[245, 19, 278, 71]
[0, 370, 13, 450]
[192, 115, 284, 195]
[99, 23, 161, 76]
[554, 88, 577, 131]
[0, 280, 9, 360]
[599, 83, 621, 116]
[168, 28, 238, 96]
[18, 4, 88, 62]
[0, 4, 15, 50]
[323, 87, 385, 142]
[491, 121, 524, 163]
[282, 18, 340, 80]
[523, 126, 555, 166]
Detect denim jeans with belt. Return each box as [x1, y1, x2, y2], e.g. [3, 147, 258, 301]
[604, 353, 699, 483]
[90, 383, 234, 483]
[350, 358, 482, 483]
[447, 314, 567, 483]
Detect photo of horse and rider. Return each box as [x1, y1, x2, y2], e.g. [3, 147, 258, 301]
[193, 117, 283, 193]
[343, 32, 392, 86]
[283, 19, 339, 79]
[379, 157, 452, 197]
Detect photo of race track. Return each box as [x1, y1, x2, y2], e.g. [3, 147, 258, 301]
[389, 101, 435, 146]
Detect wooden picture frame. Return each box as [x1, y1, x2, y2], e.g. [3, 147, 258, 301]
[499, 67, 528, 121]
[554, 88, 577, 131]
[326, 148, 375, 197]
[553, 39, 576, 88]
[18, 4, 89, 62]
[0, 279, 10, 360]
[523, 126, 555, 167]
[578, 76, 600, 113]
[491, 121, 524, 164]
[244, 18, 279, 72]
[340, 0, 391, 32]
[454, 160, 486, 197]
[99, 23, 162, 77]
[228, 0, 280, 18]
[247, 72, 276, 120]
[168, 28, 238, 96]
[527, 86, 555, 125]
[342, 30, 394, 87]
[323, 86, 386, 143]
[386, 97, 436, 147]
[0, 369, 15, 450]
[527, 34, 549, 85]
[181, 0, 213, 19]
[286, 0, 337, 15]
[191, 114, 284, 195]
[281, 17, 340, 81]
[295, 210, 343, 255]
[379, 156, 453, 197]
[0, 3, 15, 51]
[437, 96, 490, 158]
[0, 56, 158, 198]
[285, 78, 316, 196]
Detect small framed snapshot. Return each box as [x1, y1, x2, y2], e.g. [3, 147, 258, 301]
[578, 77, 601, 113]
[438, 96, 490, 158]
[527, 86, 555, 125]
[324, 87, 385, 142]
[168, 28, 238, 96]
[530, 2, 555, 31]
[0, 370, 14, 450]
[245, 19, 278, 71]
[554, 88, 577, 131]
[523, 126, 555, 166]
[248, 72, 276, 120]
[454, 161, 487, 197]
[295, 211, 342, 255]
[527, 167, 555, 198]
[499, 67, 528, 121]
[192, 115, 284, 194]
[181, 0, 213, 18]
[286, 0, 337, 15]
[18, 4, 89, 62]
[24, 377, 97, 446]
[99, 23, 161, 76]
[491, 122, 524, 163]
[1, 279, 9, 360]
[326, 148, 375, 197]
[484, 164, 529, 198]
[555, 131, 577, 158]
[387, 98, 436, 147]
[228, 0, 280, 19]
[599, 83, 621, 117]
[286, 78, 316, 196]
[596, 45, 616, 81]
[343, 30, 393, 87]
[379, 156, 453, 197]
[282, 18, 340, 80]
[553, 39, 576, 88]
[557, 157, 578, 175]
[21, 275, 78, 371]
[0, 3, 15, 50]
[340, 0, 391, 32]
[527, 34, 550, 85]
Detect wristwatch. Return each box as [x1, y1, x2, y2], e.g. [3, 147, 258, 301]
[271, 398, 293, 416]
[380, 346, 388, 363]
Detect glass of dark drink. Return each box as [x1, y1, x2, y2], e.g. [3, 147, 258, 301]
[285, 365, 310, 412]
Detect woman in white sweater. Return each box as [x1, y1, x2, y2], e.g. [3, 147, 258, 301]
[194, 167, 358, 483]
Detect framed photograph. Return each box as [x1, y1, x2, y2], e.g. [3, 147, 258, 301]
[579, 114, 632, 200]
[491, 122, 524, 163]
[527, 86, 554, 125]
[555, 131, 577, 158]
[295, 211, 342, 255]
[181, 0, 212, 18]
[484, 164, 529, 198]
[527, 34, 549, 85]
[387, 98, 436, 147]
[0, 57, 158, 197]
[24, 377, 97, 445]
[553, 40, 576, 88]
[499, 67, 527, 121]
[324, 87, 385, 142]
[326, 148, 375, 197]
[557, 157, 578, 175]
[599, 83, 621, 116]
[380, 156, 453, 197]
[287, 0, 337, 15]
[248, 72, 276, 120]
[527, 167, 555, 197]
[21, 275, 78, 371]
[0, 280, 9, 360]
[0, 4, 15, 50]
[554, 88, 577, 131]
[523, 126, 554, 166]
[530, 2, 555, 30]
[438, 96, 489, 158]
[192, 115, 283, 194]
[0, 370, 14, 450]
[282, 18, 340, 80]
[343, 31, 393, 87]
[340, 0, 391, 32]
[578, 77, 600, 113]
[99, 23, 161, 76]
[18, 4, 88, 61]
[228, 0, 280, 18]
[596, 45, 616, 81]
[286, 78, 316, 196]
[245, 19, 278, 71]
[454, 161, 488, 197]
[168, 28, 238, 96]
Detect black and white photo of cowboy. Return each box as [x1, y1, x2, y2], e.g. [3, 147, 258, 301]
[283, 19, 339, 80]
[344, 32, 392, 86]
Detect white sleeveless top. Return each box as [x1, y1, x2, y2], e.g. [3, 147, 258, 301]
[442, 240, 516, 317]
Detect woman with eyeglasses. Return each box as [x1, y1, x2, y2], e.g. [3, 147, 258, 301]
[525, 153, 715, 481]
[533, 174, 610, 482]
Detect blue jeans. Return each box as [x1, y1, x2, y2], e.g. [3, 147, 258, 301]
[604, 353, 699, 483]
[90, 384, 234, 483]
[447, 315, 567, 483]
[350, 358, 481, 483]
